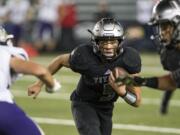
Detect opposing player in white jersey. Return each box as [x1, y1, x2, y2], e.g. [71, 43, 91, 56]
[0, 27, 61, 135]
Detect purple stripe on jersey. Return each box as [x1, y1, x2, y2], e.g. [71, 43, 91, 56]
[0, 102, 42, 135]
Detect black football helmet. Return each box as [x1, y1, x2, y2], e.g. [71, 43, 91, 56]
[88, 18, 125, 60]
[149, 0, 180, 47]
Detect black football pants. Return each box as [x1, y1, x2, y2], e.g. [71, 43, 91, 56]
[71, 101, 113, 135]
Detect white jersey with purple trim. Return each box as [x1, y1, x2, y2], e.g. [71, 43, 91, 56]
[0, 46, 29, 103]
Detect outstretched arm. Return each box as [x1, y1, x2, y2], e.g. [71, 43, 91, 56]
[10, 57, 55, 89]
[133, 74, 176, 91]
[114, 68, 177, 91]
[28, 53, 70, 98]
[35, 53, 70, 86]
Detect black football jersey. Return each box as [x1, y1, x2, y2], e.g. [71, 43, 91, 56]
[159, 46, 180, 87]
[69, 42, 141, 103]
[160, 46, 180, 71]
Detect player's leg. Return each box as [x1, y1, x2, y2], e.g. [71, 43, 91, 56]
[160, 69, 180, 114]
[97, 104, 113, 135]
[71, 101, 101, 135]
[160, 91, 174, 114]
[0, 102, 44, 135]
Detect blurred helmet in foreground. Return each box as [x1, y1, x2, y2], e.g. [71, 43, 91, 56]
[149, 0, 180, 47]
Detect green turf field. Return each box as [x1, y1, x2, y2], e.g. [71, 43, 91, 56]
[11, 53, 180, 135]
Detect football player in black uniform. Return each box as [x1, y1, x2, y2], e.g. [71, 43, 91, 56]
[114, 0, 180, 115]
[156, 0, 180, 115]
[28, 18, 142, 135]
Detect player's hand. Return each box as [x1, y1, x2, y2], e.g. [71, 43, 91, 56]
[113, 68, 144, 87]
[111, 67, 135, 86]
[28, 83, 42, 99]
[109, 69, 127, 97]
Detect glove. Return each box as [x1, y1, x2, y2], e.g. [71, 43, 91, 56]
[115, 75, 144, 86]
[115, 75, 135, 86]
[46, 79, 61, 93]
[113, 67, 141, 86]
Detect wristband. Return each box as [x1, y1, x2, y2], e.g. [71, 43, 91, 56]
[122, 91, 137, 104]
[134, 76, 158, 88]
[46, 79, 61, 93]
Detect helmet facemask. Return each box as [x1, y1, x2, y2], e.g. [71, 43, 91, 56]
[98, 39, 123, 60]
[152, 19, 180, 47]
[154, 21, 175, 46]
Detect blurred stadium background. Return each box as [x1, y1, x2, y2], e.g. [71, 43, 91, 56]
[0, 0, 157, 53]
[1, 0, 180, 135]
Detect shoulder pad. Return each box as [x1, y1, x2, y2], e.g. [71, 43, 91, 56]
[10, 47, 29, 60]
[69, 45, 90, 73]
[160, 48, 180, 71]
[0, 46, 29, 60]
[122, 47, 141, 74]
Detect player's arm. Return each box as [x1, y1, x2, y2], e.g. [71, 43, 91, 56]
[115, 76, 141, 107]
[48, 53, 70, 74]
[10, 56, 54, 89]
[115, 69, 177, 91]
[28, 53, 70, 98]
[133, 73, 176, 91]
[158, 74, 176, 90]
[126, 79, 141, 107]
[35, 53, 70, 86]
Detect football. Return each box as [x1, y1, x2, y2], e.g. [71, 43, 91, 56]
[112, 67, 128, 79]
[112, 67, 135, 86]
